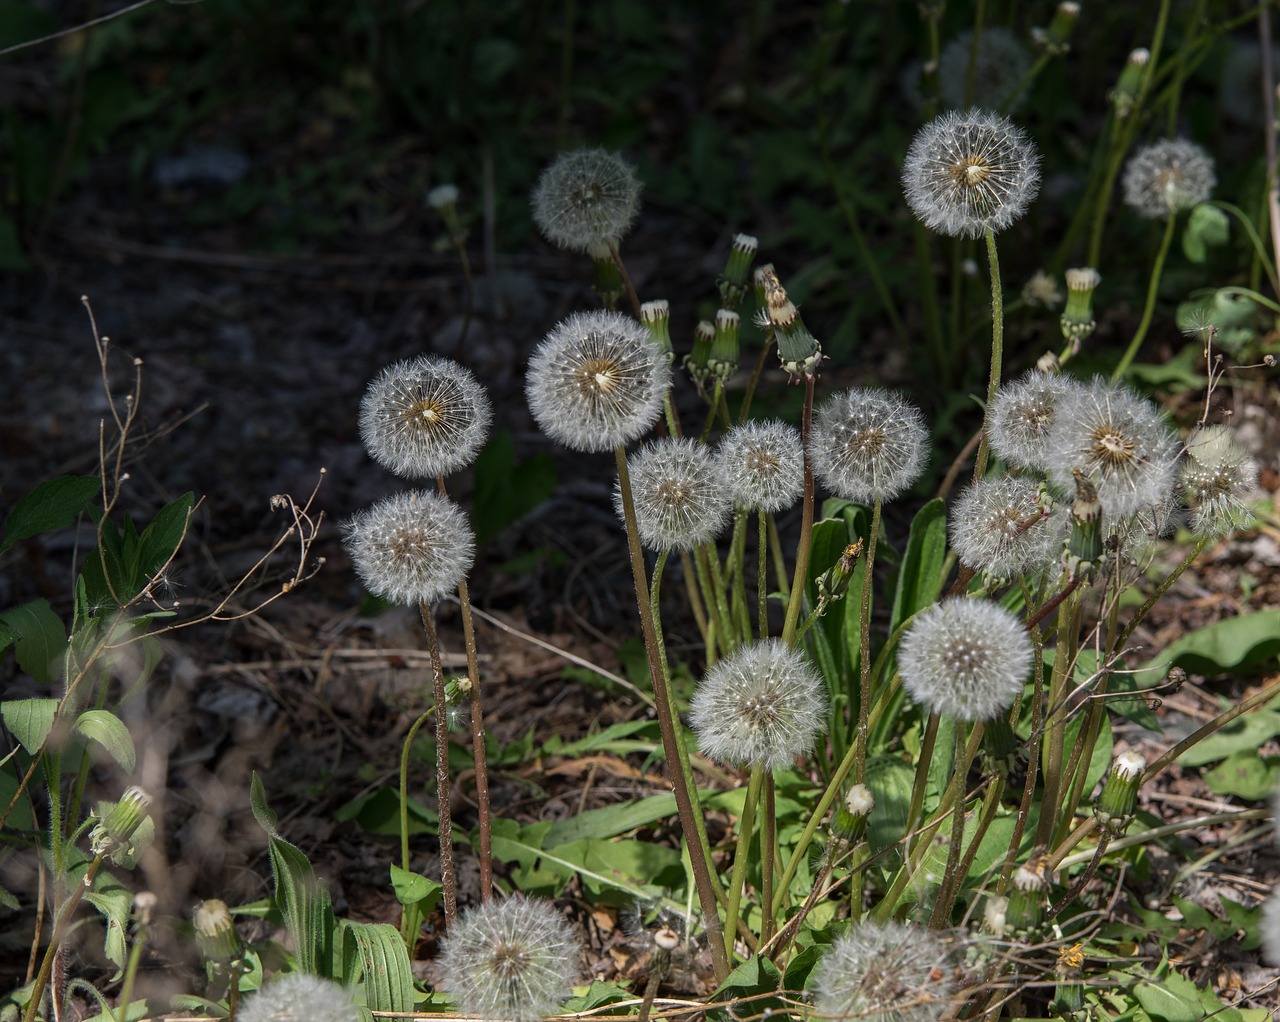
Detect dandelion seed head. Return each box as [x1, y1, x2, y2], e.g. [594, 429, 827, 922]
[810, 389, 928, 504]
[343, 491, 474, 605]
[1122, 138, 1216, 220]
[948, 475, 1057, 578]
[531, 148, 641, 254]
[810, 920, 956, 1022]
[1182, 424, 1258, 538]
[988, 372, 1084, 473]
[617, 437, 731, 551]
[937, 28, 1033, 112]
[239, 974, 361, 1022]
[717, 420, 805, 513]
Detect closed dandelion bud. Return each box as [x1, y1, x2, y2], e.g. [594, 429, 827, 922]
[689, 639, 827, 771]
[526, 310, 670, 453]
[1094, 749, 1145, 833]
[1007, 861, 1050, 932]
[239, 974, 361, 1022]
[437, 897, 582, 1022]
[719, 232, 758, 308]
[937, 28, 1032, 111]
[1111, 48, 1149, 119]
[814, 540, 864, 611]
[91, 786, 152, 857]
[359, 356, 492, 479]
[1021, 269, 1062, 309]
[948, 474, 1055, 579]
[833, 783, 875, 840]
[1123, 138, 1216, 220]
[427, 183, 463, 241]
[708, 309, 741, 384]
[1060, 267, 1101, 351]
[1036, 350, 1061, 374]
[1065, 469, 1103, 569]
[983, 894, 1009, 936]
[988, 371, 1084, 472]
[683, 319, 715, 395]
[530, 148, 641, 255]
[1032, 1, 1080, 56]
[639, 300, 674, 363]
[899, 599, 1033, 722]
[617, 437, 731, 552]
[193, 899, 241, 964]
[755, 266, 822, 378]
[343, 491, 474, 605]
[716, 419, 804, 513]
[902, 109, 1040, 238]
[1182, 424, 1259, 538]
[810, 920, 955, 1022]
[810, 388, 928, 504]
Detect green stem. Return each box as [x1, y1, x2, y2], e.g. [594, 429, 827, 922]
[24, 853, 107, 1022]
[974, 227, 1004, 480]
[723, 765, 764, 963]
[399, 706, 434, 940]
[418, 602, 456, 928]
[781, 375, 817, 645]
[757, 511, 769, 640]
[1111, 213, 1179, 382]
[853, 502, 883, 786]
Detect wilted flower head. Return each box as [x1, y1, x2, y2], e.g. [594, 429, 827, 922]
[810, 920, 956, 1022]
[899, 598, 1033, 721]
[988, 370, 1084, 472]
[359, 356, 492, 479]
[903, 108, 1041, 238]
[949, 475, 1057, 578]
[527, 310, 669, 453]
[1182, 424, 1258, 538]
[239, 974, 361, 1022]
[530, 148, 641, 254]
[716, 420, 804, 513]
[1122, 138, 1216, 220]
[938, 28, 1033, 111]
[1046, 378, 1179, 521]
[437, 897, 582, 1022]
[343, 490, 474, 605]
[618, 437, 731, 551]
[810, 388, 928, 504]
[689, 639, 827, 771]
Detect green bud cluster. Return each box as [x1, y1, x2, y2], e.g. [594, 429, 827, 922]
[1060, 267, 1101, 354]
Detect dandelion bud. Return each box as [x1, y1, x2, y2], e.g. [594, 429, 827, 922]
[1060, 267, 1101, 351]
[938, 28, 1032, 111]
[1122, 138, 1216, 220]
[437, 897, 582, 1022]
[899, 599, 1033, 721]
[902, 109, 1040, 238]
[91, 786, 152, 857]
[708, 309, 741, 384]
[1111, 48, 1149, 119]
[810, 920, 955, 1022]
[810, 388, 928, 505]
[1032, 1, 1079, 56]
[719, 233, 758, 308]
[530, 148, 641, 255]
[343, 491, 474, 606]
[1007, 860, 1051, 932]
[640, 300, 674, 363]
[427, 184, 463, 241]
[983, 894, 1009, 936]
[689, 639, 827, 771]
[814, 539, 864, 611]
[132, 891, 157, 929]
[526, 310, 669, 453]
[239, 974, 361, 1022]
[1035, 350, 1061, 374]
[1065, 469, 1103, 570]
[716, 420, 804, 513]
[948, 475, 1055, 580]
[988, 371, 1083, 473]
[1182, 424, 1259, 538]
[617, 437, 731, 552]
[683, 319, 715, 396]
[193, 899, 241, 963]
[1021, 269, 1062, 309]
[833, 783, 875, 840]
[1094, 749, 1145, 834]
[755, 266, 822, 378]
[359, 356, 492, 479]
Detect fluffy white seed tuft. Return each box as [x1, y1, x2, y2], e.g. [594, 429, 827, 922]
[810, 919, 956, 1022]
[810, 389, 929, 504]
[343, 491, 474, 605]
[239, 974, 361, 1022]
[716, 420, 805, 513]
[988, 371, 1085, 472]
[1182, 424, 1259, 538]
[1121, 138, 1216, 220]
[948, 475, 1057, 578]
[937, 28, 1032, 112]
[530, 148, 642, 254]
[617, 437, 731, 551]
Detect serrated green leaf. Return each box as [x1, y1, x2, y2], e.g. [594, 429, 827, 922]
[1203, 751, 1279, 800]
[1, 697, 58, 754]
[74, 709, 136, 771]
[890, 497, 947, 633]
[84, 871, 133, 969]
[0, 475, 100, 556]
[338, 920, 414, 1014]
[0, 599, 67, 684]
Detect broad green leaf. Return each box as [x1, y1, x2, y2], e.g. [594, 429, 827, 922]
[1203, 751, 1279, 800]
[472, 431, 557, 544]
[389, 864, 442, 914]
[135, 492, 195, 582]
[865, 755, 914, 855]
[708, 954, 784, 1022]
[84, 870, 133, 969]
[74, 709, 135, 771]
[541, 719, 659, 757]
[1178, 709, 1280, 766]
[1133, 973, 1204, 1022]
[889, 497, 947, 633]
[338, 920, 415, 1014]
[0, 764, 34, 831]
[334, 787, 436, 836]
[1, 697, 58, 754]
[560, 980, 633, 1013]
[1181, 203, 1229, 263]
[1140, 610, 1280, 681]
[0, 475, 99, 556]
[542, 792, 677, 844]
[0, 599, 67, 684]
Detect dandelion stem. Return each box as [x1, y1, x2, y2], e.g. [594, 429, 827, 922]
[723, 765, 763, 963]
[418, 601, 457, 927]
[23, 852, 106, 1022]
[974, 227, 1004, 480]
[854, 501, 883, 786]
[1111, 212, 1178, 382]
[757, 511, 769, 640]
[781, 374, 816, 646]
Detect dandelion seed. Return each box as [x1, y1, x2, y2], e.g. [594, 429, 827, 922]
[1182, 424, 1258, 538]
[716, 420, 805, 513]
[239, 974, 361, 1022]
[988, 370, 1083, 472]
[437, 897, 582, 1022]
[343, 491, 474, 605]
[948, 475, 1056, 578]
[530, 148, 642, 255]
[359, 356, 492, 479]
[1122, 138, 1216, 220]
[810, 919, 956, 1022]
[689, 639, 827, 771]
[902, 108, 1040, 238]
[809, 389, 928, 504]
[526, 310, 669, 453]
[899, 598, 1033, 721]
[937, 28, 1033, 112]
[617, 437, 731, 551]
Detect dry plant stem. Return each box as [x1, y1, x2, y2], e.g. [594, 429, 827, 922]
[1000, 645, 1045, 893]
[23, 852, 106, 1022]
[615, 447, 730, 982]
[853, 501, 883, 786]
[1047, 835, 1109, 921]
[1111, 213, 1179, 382]
[680, 548, 710, 649]
[1261, 2, 1280, 286]
[936, 427, 983, 502]
[418, 601, 457, 927]
[723, 765, 764, 963]
[974, 228, 1004, 481]
[928, 723, 972, 929]
[781, 374, 816, 646]
[932, 773, 1005, 929]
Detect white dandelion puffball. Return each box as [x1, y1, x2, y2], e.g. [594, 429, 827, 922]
[343, 490, 474, 605]
[1182, 424, 1259, 538]
[948, 475, 1058, 579]
[899, 598, 1033, 721]
[359, 355, 492, 479]
[1045, 377, 1179, 522]
[938, 28, 1032, 112]
[689, 639, 827, 771]
[902, 108, 1040, 238]
[530, 148, 642, 254]
[810, 388, 929, 504]
[617, 437, 731, 551]
[810, 919, 956, 1022]
[1122, 138, 1216, 220]
[239, 974, 361, 1022]
[716, 419, 805, 513]
[526, 310, 670, 453]
[437, 897, 582, 1022]
[987, 371, 1085, 473]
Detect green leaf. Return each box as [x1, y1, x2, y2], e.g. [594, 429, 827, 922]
[1202, 751, 1279, 800]
[84, 870, 134, 968]
[1178, 709, 1280, 766]
[1134, 972, 1204, 1022]
[889, 498, 947, 634]
[135, 492, 195, 582]
[864, 755, 914, 855]
[74, 709, 136, 771]
[471, 431, 557, 544]
[1181, 203, 1229, 263]
[389, 864, 442, 914]
[708, 954, 784, 1022]
[0, 475, 99, 556]
[337, 920, 415, 1014]
[1, 697, 58, 754]
[334, 786, 436, 837]
[541, 792, 677, 845]
[1140, 610, 1280, 681]
[0, 599, 68, 684]
[560, 980, 633, 1014]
